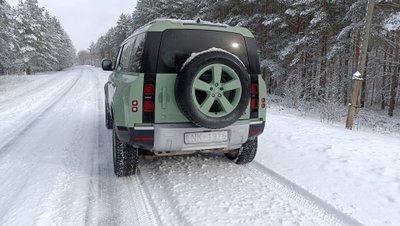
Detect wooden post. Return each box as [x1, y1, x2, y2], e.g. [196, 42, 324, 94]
[345, 0, 375, 129]
[346, 72, 363, 129]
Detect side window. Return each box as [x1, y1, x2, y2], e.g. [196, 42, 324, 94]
[130, 33, 146, 72]
[114, 46, 123, 69]
[117, 39, 135, 72]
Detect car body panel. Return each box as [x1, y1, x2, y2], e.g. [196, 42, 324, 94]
[107, 72, 144, 128]
[258, 75, 267, 121]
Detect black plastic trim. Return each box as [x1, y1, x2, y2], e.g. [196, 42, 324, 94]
[248, 122, 265, 139]
[141, 32, 162, 74]
[141, 32, 161, 123]
[245, 37, 261, 74]
[115, 126, 154, 149]
[129, 128, 154, 149]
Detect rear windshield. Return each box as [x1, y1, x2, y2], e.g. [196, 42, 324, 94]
[157, 29, 249, 73]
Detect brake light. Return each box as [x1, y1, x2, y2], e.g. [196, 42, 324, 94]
[251, 84, 258, 94]
[251, 99, 258, 110]
[144, 84, 155, 96]
[143, 101, 154, 113]
[134, 137, 154, 141]
[142, 81, 155, 123]
[251, 82, 259, 111]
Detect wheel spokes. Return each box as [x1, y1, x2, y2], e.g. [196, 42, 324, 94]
[200, 95, 215, 112]
[194, 80, 211, 92]
[217, 95, 234, 113]
[222, 79, 241, 91]
[193, 63, 241, 117]
[212, 64, 222, 84]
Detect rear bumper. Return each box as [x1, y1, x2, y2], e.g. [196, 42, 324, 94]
[116, 120, 264, 153]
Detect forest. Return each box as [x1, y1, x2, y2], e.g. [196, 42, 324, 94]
[0, 0, 76, 75]
[86, 0, 400, 118]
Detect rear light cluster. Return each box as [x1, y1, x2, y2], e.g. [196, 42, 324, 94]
[251, 84, 259, 111]
[143, 83, 155, 113]
[250, 83, 266, 111]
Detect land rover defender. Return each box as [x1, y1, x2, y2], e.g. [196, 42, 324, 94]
[102, 19, 267, 177]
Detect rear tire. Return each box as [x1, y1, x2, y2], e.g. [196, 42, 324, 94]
[176, 50, 250, 129]
[225, 137, 258, 164]
[113, 127, 138, 177]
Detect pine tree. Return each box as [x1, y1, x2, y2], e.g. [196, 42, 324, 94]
[15, 0, 45, 73]
[91, 0, 400, 117]
[0, 0, 17, 74]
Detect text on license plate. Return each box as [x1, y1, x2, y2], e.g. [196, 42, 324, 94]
[184, 131, 228, 144]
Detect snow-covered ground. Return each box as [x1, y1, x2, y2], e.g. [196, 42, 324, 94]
[0, 66, 399, 225]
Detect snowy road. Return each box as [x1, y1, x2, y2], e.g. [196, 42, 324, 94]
[0, 67, 398, 225]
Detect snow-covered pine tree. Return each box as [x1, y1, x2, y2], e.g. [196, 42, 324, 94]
[113, 14, 133, 56]
[15, 0, 45, 73]
[1, 0, 76, 74]
[88, 42, 96, 66]
[0, 0, 17, 75]
[91, 0, 400, 117]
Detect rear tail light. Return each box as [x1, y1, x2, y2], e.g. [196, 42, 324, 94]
[143, 83, 155, 113]
[143, 100, 154, 113]
[251, 82, 259, 111]
[251, 84, 258, 94]
[251, 99, 258, 110]
[144, 84, 155, 96]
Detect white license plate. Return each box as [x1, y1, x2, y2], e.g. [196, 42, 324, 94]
[184, 131, 228, 144]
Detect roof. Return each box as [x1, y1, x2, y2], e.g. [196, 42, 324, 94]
[128, 19, 254, 38]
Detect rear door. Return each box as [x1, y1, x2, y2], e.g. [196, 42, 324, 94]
[154, 29, 251, 124]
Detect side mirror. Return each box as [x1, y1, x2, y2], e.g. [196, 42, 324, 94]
[102, 59, 113, 71]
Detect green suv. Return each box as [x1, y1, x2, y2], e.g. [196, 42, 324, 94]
[102, 19, 267, 177]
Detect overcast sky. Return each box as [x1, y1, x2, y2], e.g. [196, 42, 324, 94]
[8, 0, 138, 51]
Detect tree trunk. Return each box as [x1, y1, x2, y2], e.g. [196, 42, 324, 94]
[264, 0, 269, 15]
[360, 54, 368, 107]
[354, 31, 361, 71]
[381, 49, 387, 110]
[319, 33, 328, 98]
[388, 31, 400, 117]
[370, 78, 375, 107]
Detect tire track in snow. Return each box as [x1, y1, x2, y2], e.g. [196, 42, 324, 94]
[0, 70, 72, 106]
[0, 73, 83, 221]
[247, 162, 364, 226]
[90, 68, 131, 225]
[0, 70, 82, 153]
[89, 68, 160, 225]
[31, 68, 105, 225]
[86, 67, 161, 225]
[0, 73, 82, 182]
[83, 68, 101, 225]
[122, 169, 162, 226]
[137, 161, 194, 226]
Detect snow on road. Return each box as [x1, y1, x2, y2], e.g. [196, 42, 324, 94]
[0, 66, 398, 225]
[257, 109, 400, 226]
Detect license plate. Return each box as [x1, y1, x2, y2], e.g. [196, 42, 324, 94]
[184, 131, 228, 144]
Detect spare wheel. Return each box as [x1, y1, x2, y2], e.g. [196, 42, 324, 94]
[175, 49, 250, 129]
